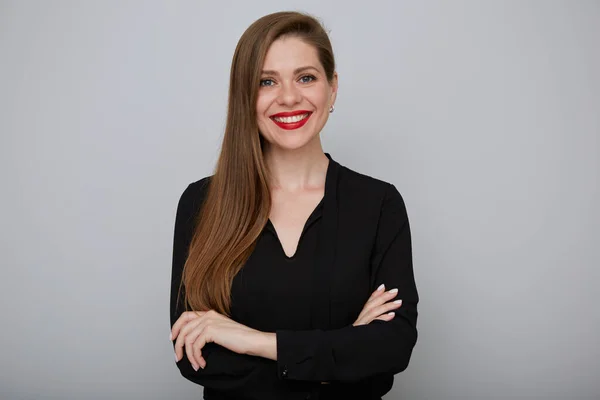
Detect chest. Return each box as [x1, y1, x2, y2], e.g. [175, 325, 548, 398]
[268, 189, 324, 259]
[230, 184, 383, 331]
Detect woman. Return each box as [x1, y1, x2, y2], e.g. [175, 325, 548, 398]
[170, 11, 418, 400]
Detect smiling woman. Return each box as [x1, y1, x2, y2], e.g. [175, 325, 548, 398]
[170, 10, 418, 400]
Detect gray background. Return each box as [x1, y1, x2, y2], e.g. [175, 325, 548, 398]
[1, 1, 598, 399]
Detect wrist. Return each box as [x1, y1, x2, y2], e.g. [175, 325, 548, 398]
[248, 331, 277, 360]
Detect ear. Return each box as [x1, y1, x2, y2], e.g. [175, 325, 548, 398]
[330, 71, 338, 106]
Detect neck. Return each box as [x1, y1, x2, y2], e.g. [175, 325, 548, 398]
[263, 144, 329, 192]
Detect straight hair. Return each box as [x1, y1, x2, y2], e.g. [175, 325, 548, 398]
[178, 11, 336, 316]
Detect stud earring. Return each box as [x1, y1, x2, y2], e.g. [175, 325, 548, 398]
[329, 105, 335, 113]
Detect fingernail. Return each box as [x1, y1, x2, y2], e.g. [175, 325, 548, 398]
[169, 332, 173, 341]
[388, 288, 398, 294]
[377, 284, 385, 291]
[388, 312, 395, 317]
[193, 364, 199, 371]
[393, 299, 402, 304]
[175, 353, 179, 363]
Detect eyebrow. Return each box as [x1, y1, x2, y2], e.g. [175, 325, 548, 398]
[261, 66, 319, 76]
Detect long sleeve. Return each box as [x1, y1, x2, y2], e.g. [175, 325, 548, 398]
[170, 179, 279, 394]
[275, 183, 419, 382]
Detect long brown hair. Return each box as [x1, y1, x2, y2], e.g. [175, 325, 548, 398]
[178, 11, 337, 316]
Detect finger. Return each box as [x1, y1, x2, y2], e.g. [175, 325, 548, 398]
[374, 288, 398, 307]
[382, 299, 403, 312]
[355, 295, 385, 324]
[365, 287, 397, 309]
[361, 298, 402, 324]
[193, 342, 206, 370]
[171, 311, 204, 341]
[184, 313, 212, 369]
[185, 321, 204, 370]
[189, 326, 209, 371]
[174, 316, 203, 362]
[185, 313, 217, 370]
[373, 283, 386, 295]
[367, 284, 386, 302]
[358, 296, 395, 326]
[185, 318, 210, 370]
[374, 312, 395, 322]
[354, 288, 397, 326]
[171, 312, 197, 341]
[185, 338, 198, 371]
[361, 286, 385, 312]
[370, 299, 402, 320]
[194, 332, 208, 370]
[354, 311, 380, 326]
[186, 334, 198, 371]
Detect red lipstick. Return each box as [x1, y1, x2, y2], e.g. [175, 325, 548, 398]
[269, 110, 312, 130]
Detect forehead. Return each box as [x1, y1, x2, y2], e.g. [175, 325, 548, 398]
[262, 36, 322, 73]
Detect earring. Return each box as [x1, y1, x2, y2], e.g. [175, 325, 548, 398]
[329, 105, 335, 113]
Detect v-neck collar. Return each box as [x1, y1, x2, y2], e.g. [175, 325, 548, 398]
[264, 198, 324, 237]
[264, 153, 334, 237]
[261, 152, 341, 329]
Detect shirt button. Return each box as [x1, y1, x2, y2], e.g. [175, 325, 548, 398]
[282, 367, 288, 378]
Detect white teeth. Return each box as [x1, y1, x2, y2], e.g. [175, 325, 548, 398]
[273, 113, 309, 123]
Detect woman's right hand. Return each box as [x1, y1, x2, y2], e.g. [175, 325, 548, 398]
[352, 284, 403, 326]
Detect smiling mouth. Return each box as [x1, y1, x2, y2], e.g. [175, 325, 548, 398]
[272, 113, 310, 123]
[269, 112, 313, 130]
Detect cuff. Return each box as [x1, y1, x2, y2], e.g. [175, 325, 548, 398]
[276, 329, 333, 381]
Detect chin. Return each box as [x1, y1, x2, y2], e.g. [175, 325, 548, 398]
[266, 134, 317, 151]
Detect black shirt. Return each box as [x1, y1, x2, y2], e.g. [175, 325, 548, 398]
[170, 153, 419, 400]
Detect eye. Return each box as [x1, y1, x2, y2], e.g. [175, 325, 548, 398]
[299, 75, 316, 83]
[259, 78, 274, 87]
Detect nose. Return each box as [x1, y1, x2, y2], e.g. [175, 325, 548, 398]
[276, 80, 302, 107]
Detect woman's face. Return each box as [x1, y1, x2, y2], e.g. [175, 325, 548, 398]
[256, 36, 337, 151]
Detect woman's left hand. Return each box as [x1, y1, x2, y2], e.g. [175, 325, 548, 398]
[171, 309, 262, 371]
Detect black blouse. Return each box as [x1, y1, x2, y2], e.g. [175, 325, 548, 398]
[170, 153, 419, 400]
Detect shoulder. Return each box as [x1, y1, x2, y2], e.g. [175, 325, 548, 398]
[187, 175, 213, 196]
[336, 163, 410, 244]
[176, 175, 213, 215]
[338, 163, 406, 210]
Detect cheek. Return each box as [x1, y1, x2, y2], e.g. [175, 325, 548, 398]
[255, 93, 270, 116]
[309, 88, 331, 109]
[255, 99, 271, 135]
[256, 102, 267, 117]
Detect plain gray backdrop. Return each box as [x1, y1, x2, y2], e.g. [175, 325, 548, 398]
[1, 1, 598, 399]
